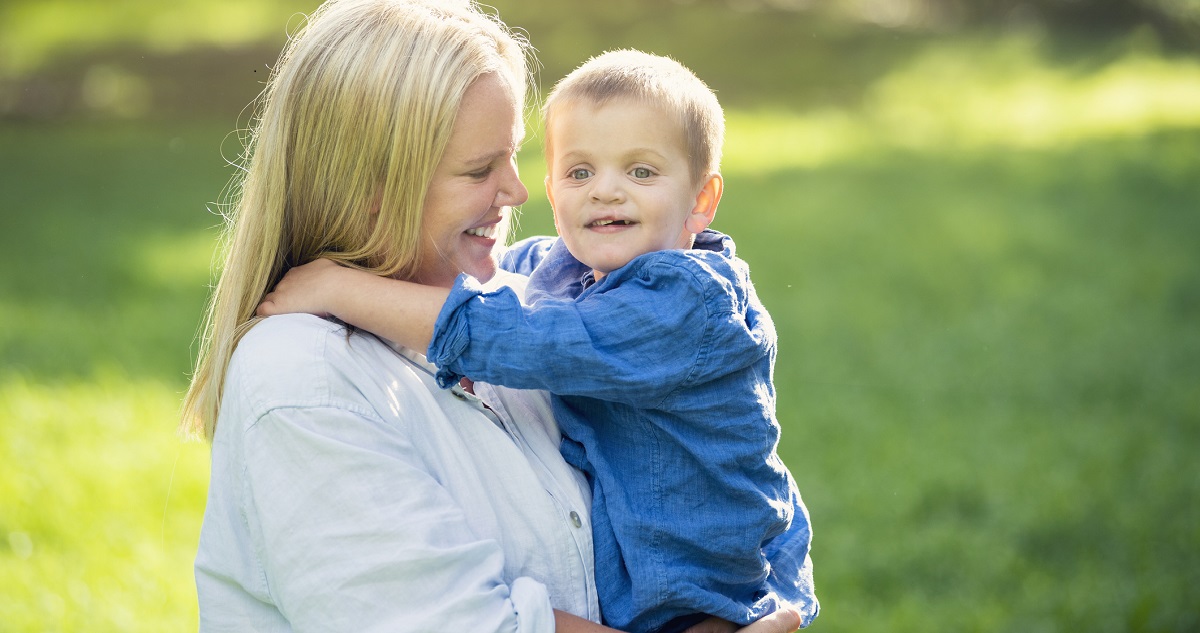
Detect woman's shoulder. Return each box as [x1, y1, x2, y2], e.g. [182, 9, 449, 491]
[235, 313, 345, 369]
[224, 314, 388, 416]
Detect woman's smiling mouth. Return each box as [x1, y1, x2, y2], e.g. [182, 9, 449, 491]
[465, 224, 499, 238]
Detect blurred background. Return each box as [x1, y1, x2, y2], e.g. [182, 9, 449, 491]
[1, 0, 1197, 630]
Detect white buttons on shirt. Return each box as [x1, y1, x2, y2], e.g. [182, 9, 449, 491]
[569, 510, 582, 528]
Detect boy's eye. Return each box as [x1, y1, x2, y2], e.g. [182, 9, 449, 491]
[631, 167, 652, 179]
[571, 168, 592, 180]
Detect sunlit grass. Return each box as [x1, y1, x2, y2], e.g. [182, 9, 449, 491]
[866, 33, 1200, 149]
[0, 0, 322, 76]
[724, 33, 1200, 172]
[133, 231, 221, 290]
[0, 374, 208, 632]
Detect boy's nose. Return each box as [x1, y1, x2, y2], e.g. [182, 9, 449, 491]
[589, 172, 625, 204]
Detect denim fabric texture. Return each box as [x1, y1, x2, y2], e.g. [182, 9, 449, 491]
[431, 230, 819, 632]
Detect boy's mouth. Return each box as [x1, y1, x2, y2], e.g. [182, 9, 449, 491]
[588, 219, 635, 227]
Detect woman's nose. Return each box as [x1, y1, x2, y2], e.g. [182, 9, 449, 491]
[495, 157, 529, 207]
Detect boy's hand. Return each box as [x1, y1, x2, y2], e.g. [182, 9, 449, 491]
[682, 610, 801, 633]
[257, 258, 346, 318]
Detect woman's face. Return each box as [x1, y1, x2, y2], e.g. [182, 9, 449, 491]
[411, 72, 528, 287]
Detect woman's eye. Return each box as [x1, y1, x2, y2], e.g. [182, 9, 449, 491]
[571, 168, 592, 180]
[467, 167, 493, 179]
[632, 167, 652, 179]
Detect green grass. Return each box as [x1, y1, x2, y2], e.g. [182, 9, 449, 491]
[0, 121, 227, 631]
[747, 133, 1200, 631]
[2, 36, 1198, 632]
[0, 375, 209, 631]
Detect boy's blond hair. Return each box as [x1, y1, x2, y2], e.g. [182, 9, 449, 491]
[543, 49, 724, 183]
[181, 0, 530, 441]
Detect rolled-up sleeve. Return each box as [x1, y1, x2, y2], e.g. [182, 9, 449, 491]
[429, 260, 764, 409]
[240, 404, 554, 633]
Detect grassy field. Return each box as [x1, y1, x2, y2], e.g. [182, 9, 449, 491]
[2, 31, 1199, 632]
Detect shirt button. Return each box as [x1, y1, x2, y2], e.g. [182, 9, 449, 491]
[569, 511, 582, 528]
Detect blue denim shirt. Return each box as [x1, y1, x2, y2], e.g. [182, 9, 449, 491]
[429, 230, 818, 633]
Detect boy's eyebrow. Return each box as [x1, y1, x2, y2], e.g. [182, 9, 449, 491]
[557, 147, 670, 163]
[627, 147, 669, 161]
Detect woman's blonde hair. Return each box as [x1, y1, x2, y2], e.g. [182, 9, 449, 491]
[181, 0, 530, 441]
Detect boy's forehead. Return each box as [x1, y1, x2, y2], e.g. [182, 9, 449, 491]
[553, 94, 660, 117]
[548, 96, 687, 149]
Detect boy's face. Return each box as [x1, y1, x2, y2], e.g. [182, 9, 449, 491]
[545, 97, 709, 280]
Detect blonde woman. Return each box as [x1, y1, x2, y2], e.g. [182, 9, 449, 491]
[183, 1, 804, 631]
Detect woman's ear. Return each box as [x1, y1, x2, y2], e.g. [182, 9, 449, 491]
[685, 173, 723, 235]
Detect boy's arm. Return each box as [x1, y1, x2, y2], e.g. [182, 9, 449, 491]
[429, 260, 767, 407]
[257, 259, 447, 351]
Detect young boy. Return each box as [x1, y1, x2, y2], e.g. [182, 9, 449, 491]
[260, 50, 818, 633]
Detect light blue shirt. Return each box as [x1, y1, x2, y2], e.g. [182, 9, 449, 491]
[432, 231, 818, 633]
[195, 275, 601, 631]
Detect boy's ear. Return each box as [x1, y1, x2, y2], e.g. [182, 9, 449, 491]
[545, 176, 563, 235]
[684, 173, 723, 235]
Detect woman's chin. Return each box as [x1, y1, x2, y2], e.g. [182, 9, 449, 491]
[468, 265, 499, 284]
[460, 255, 500, 284]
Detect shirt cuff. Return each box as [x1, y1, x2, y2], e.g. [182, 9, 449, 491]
[428, 273, 482, 389]
[509, 576, 555, 633]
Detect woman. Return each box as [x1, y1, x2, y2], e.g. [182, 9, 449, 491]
[182, 1, 803, 631]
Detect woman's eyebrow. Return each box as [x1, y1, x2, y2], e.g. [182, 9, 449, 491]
[460, 140, 523, 167]
[461, 129, 524, 167]
[460, 149, 508, 167]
